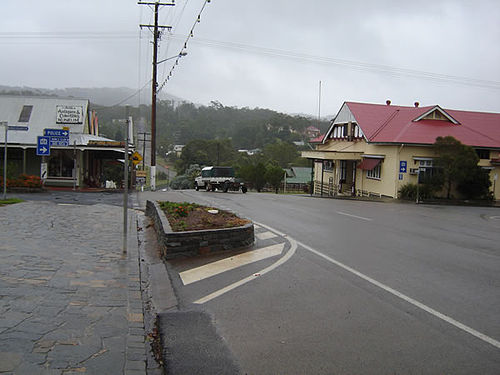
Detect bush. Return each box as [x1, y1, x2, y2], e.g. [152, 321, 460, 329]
[0, 174, 42, 189]
[398, 183, 435, 200]
[169, 175, 192, 190]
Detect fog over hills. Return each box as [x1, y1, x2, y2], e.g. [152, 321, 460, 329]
[0, 85, 184, 107]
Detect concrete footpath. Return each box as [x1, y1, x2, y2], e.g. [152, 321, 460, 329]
[0, 198, 148, 374]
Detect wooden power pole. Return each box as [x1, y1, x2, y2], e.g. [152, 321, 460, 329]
[139, 1, 173, 191]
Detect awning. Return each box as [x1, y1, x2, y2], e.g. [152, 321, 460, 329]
[357, 158, 381, 171]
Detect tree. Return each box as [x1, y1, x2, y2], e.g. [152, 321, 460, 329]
[263, 140, 299, 168]
[265, 164, 285, 193]
[433, 136, 490, 199]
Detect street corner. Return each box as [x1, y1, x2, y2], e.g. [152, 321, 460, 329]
[163, 221, 296, 306]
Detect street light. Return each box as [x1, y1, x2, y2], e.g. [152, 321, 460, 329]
[150, 51, 187, 191]
[157, 52, 187, 65]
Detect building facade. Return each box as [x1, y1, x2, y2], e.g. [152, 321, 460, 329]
[0, 95, 131, 188]
[302, 101, 500, 200]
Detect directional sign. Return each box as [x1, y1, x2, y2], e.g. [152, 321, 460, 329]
[399, 160, 407, 173]
[37, 136, 51, 156]
[8, 125, 29, 131]
[50, 136, 69, 147]
[44, 128, 70, 137]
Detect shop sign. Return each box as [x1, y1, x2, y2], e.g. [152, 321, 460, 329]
[56, 105, 84, 124]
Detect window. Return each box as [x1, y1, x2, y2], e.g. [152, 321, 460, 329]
[48, 150, 74, 178]
[417, 160, 440, 183]
[475, 149, 490, 160]
[366, 163, 381, 179]
[18, 105, 33, 122]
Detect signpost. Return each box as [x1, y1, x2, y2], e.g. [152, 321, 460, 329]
[44, 129, 69, 147]
[37, 136, 51, 156]
[399, 160, 407, 173]
[1, 122, 7, 200]
[44, 129, 69, 137]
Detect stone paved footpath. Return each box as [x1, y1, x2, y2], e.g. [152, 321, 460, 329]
[0, 199, 147, 374]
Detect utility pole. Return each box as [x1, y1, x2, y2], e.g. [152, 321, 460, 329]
[139, 1, 173, 191]
[137, 132, 150, 171]
[123, 106, 130, 254]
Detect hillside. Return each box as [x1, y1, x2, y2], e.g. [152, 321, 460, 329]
[0, 85, 183, 106]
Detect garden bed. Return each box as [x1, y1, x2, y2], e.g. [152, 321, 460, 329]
[158, 201, 250, 231]
[146, 200, 254, 259]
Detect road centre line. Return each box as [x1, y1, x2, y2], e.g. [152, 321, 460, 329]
[180, 243, 285, 285]
[194, 222, 296, 305]
[336, 211, 372, 221]
[296, 239, 500, 350]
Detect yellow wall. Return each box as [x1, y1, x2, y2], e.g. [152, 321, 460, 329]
[306, 140, 500, 200]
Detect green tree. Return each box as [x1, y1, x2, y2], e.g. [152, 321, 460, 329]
[433, 136, 490, 199]
[265, 164, 285, 193]
[263, 140, 299, 168]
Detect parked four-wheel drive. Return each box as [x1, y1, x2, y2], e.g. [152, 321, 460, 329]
[194, 166, 247, 193]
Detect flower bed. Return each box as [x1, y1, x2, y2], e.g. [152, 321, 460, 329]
[158, 201, 250, 232]
[0, 174, 43, 190]
[146, 200, 254, 259]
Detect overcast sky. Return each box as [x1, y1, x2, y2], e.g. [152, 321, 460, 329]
[1, 0, 500, 116]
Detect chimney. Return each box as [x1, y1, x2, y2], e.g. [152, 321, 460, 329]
[386, 100, 391, 106]
[414, 102, 420, 108]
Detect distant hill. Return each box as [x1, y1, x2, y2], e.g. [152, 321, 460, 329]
[0, 85, 184, 107]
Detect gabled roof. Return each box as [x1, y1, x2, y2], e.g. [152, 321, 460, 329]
[327, 101, 500, 148]
[0, 95, 89, 145]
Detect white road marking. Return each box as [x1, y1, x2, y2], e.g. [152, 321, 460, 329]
[256, 231, 278, 240]
[296, 239, 500, 350]
[253, 224, 262, 229]
[336, 211, 372, 221]
[180, 243, 285, 285]
[194, 222, 297, 304]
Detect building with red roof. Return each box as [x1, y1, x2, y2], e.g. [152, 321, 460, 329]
[302, 101, 500, 200]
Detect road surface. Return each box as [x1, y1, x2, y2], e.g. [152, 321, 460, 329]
[141, 190, 500, 374]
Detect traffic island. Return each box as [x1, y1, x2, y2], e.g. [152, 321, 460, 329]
[146, 200, 254, 259]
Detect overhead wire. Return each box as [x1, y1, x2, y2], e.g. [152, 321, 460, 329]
[1, 28, 499, 91]
[156, 0, 212, 94]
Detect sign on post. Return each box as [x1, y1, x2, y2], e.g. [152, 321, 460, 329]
[8, 125, 29, 131]
[44, 128, 69, 146]
[37, 136, 51, 156]
[399, 160, 407, 173]
[131, 151, 143, 166]
[44, 129, 69, 137]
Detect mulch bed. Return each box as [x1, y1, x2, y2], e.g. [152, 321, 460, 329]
[159, 201, 250, 232]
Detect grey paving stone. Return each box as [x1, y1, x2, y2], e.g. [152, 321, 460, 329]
[1, 198, 147, 374]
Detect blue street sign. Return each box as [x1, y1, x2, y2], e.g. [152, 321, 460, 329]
[399, 173, 404, 180]
[8, 125, 29, 131]
[50, 136, 69, 147]
[44, 128, 69, 137]
[399, 160, 407, 173]
[37, 136, 51, 156]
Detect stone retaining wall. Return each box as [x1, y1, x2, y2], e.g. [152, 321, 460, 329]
[146, 200, 254, 259]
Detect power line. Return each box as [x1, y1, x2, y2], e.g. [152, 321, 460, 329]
[156, 0, 212, 93]
[1, 30, 499, 90]
[109, 79, 152, 107]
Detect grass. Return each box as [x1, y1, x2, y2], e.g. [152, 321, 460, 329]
[0, 198, 24, 206]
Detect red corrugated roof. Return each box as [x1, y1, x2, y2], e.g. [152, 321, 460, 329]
[309, 134, 325, 143]
[345, 102, 500, 148]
